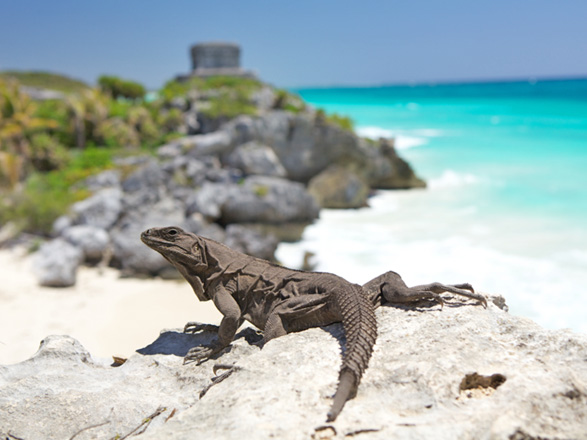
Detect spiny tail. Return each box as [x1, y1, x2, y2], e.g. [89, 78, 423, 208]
[327, 284, 377, 422]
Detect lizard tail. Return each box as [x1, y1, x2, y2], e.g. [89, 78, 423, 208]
[327, 284, 377, 422]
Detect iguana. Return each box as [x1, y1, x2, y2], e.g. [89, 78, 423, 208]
[141, 226, 485, 421]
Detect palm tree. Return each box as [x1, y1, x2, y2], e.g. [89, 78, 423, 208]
[0, 78, 57, 187]
[65, 88, 109, 149]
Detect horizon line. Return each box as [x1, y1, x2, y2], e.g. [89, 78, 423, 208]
[288, 74, 587, 90]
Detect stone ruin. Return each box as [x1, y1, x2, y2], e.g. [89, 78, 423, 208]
[177, 41, 256, 80]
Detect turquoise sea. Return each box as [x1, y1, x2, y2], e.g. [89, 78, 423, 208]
[277, 78, 587, 333]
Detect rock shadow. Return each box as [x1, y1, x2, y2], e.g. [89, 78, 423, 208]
[136, 327, 263, 357]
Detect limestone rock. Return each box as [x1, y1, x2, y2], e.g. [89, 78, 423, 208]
[370, 138, 427, 189]
[221, 175, 320, 224]
[224, 224, 279, 261]
[110, 199, 187, 277]
[61, 225, 110, 263]
[308, 166, 370, 209]
[224, 141, 287, 177]
[0, 334, 214, 440]
[70, 187, 123, 230]
[33, 238, 83, 287]
[1, 296, 586, 439]
[83, 169, 122, 191]
[222, 111, 425, 189]
[185, 182, 232, 220]
[182, 130, 234, 157]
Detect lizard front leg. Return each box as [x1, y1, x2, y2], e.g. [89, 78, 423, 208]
[184, 287, 242, 365]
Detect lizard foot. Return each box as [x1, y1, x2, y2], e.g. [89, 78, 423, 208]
[451, 283, 474, 292]
[183, 322, 220, 334]
[407, 282, 487, 308]
[183, 344, 226, 365]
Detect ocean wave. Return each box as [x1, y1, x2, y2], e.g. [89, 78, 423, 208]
[276, 220, 587, 334]
[428, 170, 479, 189]
[356, 126, 447, 150]
[356, 126, 395, 139]
[356, 126, 428, 150]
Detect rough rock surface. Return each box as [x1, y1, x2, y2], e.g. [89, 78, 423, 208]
[221, 175, 320, 224]
[33, 238, 83, 287]
[224, 140, 287, 177]
[61, 225, 110, 262]
[308, 166, 370, 209]
[1, 294, 586, 439]
[33, 93, 426, 283]
[70, 187, 123, 230]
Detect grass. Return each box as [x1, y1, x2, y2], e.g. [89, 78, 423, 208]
[0, 147, 116, 235]
[160, 76, 263, 119]
[0, 70, 91, 94]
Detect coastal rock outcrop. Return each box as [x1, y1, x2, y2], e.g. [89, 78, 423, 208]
[1, 294, 586, 439]
[220, 176, 320, 224]
[224, 141, 287, 177]
[34, 81, 425, 285]
[308, 166, 370, 209]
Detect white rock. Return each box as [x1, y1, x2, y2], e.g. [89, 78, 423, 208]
[1, 296, 586, 439]
[33, 238, 83, 287]
[61, 225, 109, 261]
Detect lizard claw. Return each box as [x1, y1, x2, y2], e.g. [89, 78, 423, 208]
[184, 344, 220, 365]
[184, 322, 220, 334]
[183, 345, 214, 365]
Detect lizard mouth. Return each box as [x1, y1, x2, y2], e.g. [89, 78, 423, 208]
[140, 231, 156, 246]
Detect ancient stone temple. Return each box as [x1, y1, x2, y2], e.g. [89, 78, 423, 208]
[177, 41, 256, 80]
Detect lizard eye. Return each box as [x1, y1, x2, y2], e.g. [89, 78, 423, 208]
[167, 228, 178, 236]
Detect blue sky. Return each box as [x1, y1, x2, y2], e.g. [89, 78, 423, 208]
[1, 0, 586, 89]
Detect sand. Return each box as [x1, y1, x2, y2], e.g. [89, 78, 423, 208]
[0, 247, 222, 365]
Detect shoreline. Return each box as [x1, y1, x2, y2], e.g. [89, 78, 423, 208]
[0, 247, 222, 365]
[276, 190, 587, 335]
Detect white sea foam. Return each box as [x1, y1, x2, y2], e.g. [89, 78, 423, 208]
[356, 126, 394, 139]
[394, 136, 428, 150]
[277, 190, 587, 334]
[428, 170, 479, 189]
[356, 126, 445, 150]
[356, 126, 428, 150]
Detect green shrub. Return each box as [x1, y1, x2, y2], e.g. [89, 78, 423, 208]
[0, 173, 88, 235]
[327, 113, 354, 131]
[98, 75, 146, 100]
[273, 89, 306, 113]
[315, 108, 354, 131]
[95, 118, 139, 148]
[157, 108, 184, 132]
[29, 133, 68, 171]
[160, 79, 192, 102]
[203, 90, 258, 119]
[159, 76, 262, 118]
[60, 146, 115, 184]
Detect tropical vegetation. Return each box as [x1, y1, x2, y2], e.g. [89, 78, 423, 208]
[0, 70, 347, 237]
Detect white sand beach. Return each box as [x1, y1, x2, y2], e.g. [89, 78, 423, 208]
[0, 247, 222, 365]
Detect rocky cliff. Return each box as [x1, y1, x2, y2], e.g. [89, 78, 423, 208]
[35, 102, 425, 286]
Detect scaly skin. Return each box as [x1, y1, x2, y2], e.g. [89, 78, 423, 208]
[141, 226, 377, 422]
[141, 227, 485, 422]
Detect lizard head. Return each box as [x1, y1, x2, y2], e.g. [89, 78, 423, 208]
[141, 226, 207, 271]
